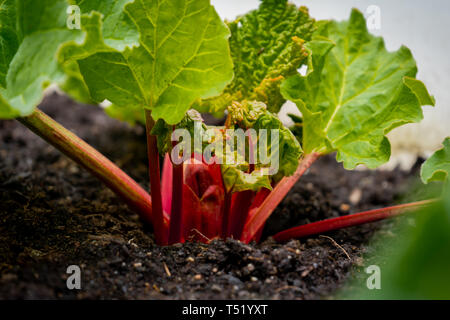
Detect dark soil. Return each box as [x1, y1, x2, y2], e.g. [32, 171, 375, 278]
[0, 93, 426, 300]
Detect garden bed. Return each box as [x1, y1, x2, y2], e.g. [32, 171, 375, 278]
[0, 93, 422, 299]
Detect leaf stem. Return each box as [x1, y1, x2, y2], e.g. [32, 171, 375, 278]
[18, 109, 153, 223]
[273, 199, 438, 242]
[228, 190, 255, 239]
[145, 110, 168, 245]
[221, 192, 232, 238]
[168, 155, 184, 244]
[241, 153, 321, 243]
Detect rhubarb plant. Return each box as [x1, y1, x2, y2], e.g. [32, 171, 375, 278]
[0, 0, 443, 247]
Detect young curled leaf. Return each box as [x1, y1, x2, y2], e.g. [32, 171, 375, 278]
[194, 0, 315, 115]
[221, 165, 272, 194]
[219, 100, 302, 193]
[228, 101, 302, 179]
[281, 9, 435, 170]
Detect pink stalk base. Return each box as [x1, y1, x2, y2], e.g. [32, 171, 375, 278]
[18, 109, 153, 224]
[273, 199, 437, 242]
[241, 153, 320, 243]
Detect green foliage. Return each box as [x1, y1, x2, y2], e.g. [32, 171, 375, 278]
[62, 0, 141, 104]
[421, 137, 450, 185]
[195, 0, 315, 115]
[65, 0, 233, 125]
[0, 0, 84, 119]
[0, 0, 18, 88]
[0, 0, 141, 118]
[281, 9, 435, 169]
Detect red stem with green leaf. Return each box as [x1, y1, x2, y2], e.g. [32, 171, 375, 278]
[145, 111, 168, 245]
[241, 153, 321, 243]
[18, 110, 435, 245]
[17, 110, 438, 247]
[168, 160, 184, 244]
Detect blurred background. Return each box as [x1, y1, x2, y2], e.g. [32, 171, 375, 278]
[212, 0, 450, 169]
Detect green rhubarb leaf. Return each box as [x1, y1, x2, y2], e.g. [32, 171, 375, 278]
[59, 59, 96, 105]
[421, 138, 450, 184]
[65, 0, 233, 125]
[281, 9, 435, 169]
[0, 0, 85, 119]
[0, 0, 19, 89]
[195, 0, 315, 115]
[60, 0, 140, 104]
[0, 0, 142, 118]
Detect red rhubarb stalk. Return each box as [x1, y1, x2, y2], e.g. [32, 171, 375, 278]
[228, 190, 255, 239]
[247, 188, 272, 242]
[273, 199, 437, 242]
[241, 153, 321, 243]
[168, 159, 184, 244]
[221, 192, 232, 238]
[145, 110, 168, 245]
[18, 109, 153, 224]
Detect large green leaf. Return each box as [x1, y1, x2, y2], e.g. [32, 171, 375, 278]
[61, 0, 140, 104]
[195, 0, 315, 115]
[65, 0, 233, 125]
[421, 137, 450, 184]
[0, 0, 85, 119]
[281, 9, 435, 169]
